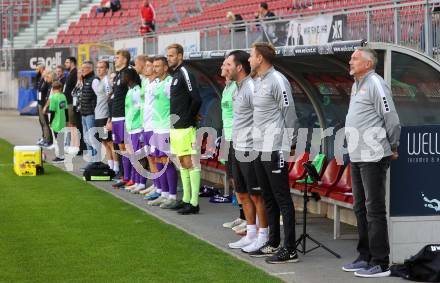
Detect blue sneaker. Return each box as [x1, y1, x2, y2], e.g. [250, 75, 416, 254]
[144, 192, 161, 200]
[342, 259, 369, 272]
[354, 265, 390, 278]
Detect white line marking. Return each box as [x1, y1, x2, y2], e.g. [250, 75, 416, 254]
[271, 272, 296, 276]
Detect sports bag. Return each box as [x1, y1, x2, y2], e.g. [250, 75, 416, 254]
[83, 162, 115, 181]
[390, 244, 440, 282]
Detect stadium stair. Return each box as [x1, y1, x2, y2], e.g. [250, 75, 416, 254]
[12, 0, 98, 48]
[39, 0, 102, 47]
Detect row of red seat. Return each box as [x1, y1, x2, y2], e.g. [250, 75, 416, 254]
[48, 0, 161, 46]
[201, 150, 353, 205]
[288, 152, 353, 204]
[46, 0, 427, 47]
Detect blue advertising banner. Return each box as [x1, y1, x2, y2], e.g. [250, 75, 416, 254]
[390, 126, 440, 217]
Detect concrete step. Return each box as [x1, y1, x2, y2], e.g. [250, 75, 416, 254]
[34, 0, 103, 46]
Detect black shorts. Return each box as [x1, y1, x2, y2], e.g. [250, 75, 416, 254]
[231, 148, 261, 195]
[94, 118, 112, 142]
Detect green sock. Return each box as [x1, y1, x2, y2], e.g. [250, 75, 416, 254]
[180, 168, 191, 204]
[189, 168, 201, 206]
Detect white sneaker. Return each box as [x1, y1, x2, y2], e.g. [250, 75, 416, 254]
[228, 236, 256, 249]
[140, 185, 156, 195]
[124, 183, 137, 192]
[139, 188, 149, 195]
[148, 196, 167, 206]
[242, 236, 268, 253]
[232, 220, 247, 232]
[131, 184, 146, 194]
[223, 218, 245, 229]
[234, 226, 247, 236]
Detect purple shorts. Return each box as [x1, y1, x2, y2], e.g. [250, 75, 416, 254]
[130, 132, 143, 148]
[143, 131, 153, 147]
[143, 130, 154, 156]
[151, 132, 170, 157]
[112, 120, 126, 144]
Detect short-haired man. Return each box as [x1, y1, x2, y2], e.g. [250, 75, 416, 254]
[166, 43, 202, 214]
[256, 2, 275, 19]
[56, 65, 66, 86]
[112, 49, 138, 189]
[139, 56, 161, 196]
[64, 57, 78, 115]
[92, 60, 119, 175]
[220, 58, 247, 232]
[146, 57, 179, 209]
[225, 50, 269, 253]
[64, 56, 86, 154]
[254, 2, 276, 43]
[342, 47, 400, 278]
[134, 55, 147, 75]
[248, 42, 299, 264]
[79, 61, 98, 163]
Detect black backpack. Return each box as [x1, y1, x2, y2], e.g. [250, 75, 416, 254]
[391, 244, 440, 282]
[83, 162, 115, 181]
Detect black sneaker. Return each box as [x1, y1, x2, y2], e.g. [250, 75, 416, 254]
[169, 200, 187, 210]
[265, 247, 299, 264]
[178, 204, 199, 215]
[112, 180, 127, 189]
[52, 157, 64, 163]
[248, 243, 279, 258]
[112, 171, 122, 181]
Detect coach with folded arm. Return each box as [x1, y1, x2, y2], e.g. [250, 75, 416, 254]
[342, 47, 401, 278]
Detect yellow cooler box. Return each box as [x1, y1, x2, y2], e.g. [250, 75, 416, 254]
[13, 146, 44, 176]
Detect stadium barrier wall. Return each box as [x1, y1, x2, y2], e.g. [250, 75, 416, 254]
[136, 0, 440, 60]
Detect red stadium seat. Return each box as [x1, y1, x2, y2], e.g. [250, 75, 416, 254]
[113, 10, 123, 17]
[310, 159, 343, 197]
[328, 164, 352, 202]
[46, 38, 54, 46]
[129, 9, 138, 17]
[288, 151, 310, 186]
[55, 37, 63, 45]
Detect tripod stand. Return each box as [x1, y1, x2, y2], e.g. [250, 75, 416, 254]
[295, 162, 341, 258]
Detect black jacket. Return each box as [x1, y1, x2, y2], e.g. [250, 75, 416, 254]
[37, 79, 50, 106]
[80, 72, 97, 116]
[64, 67, 77, 104]
[111, 66, 128, 118]
[170, 64, 201, 129]
[59, 76, 66, 86]
[111, 65, 140, 119]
